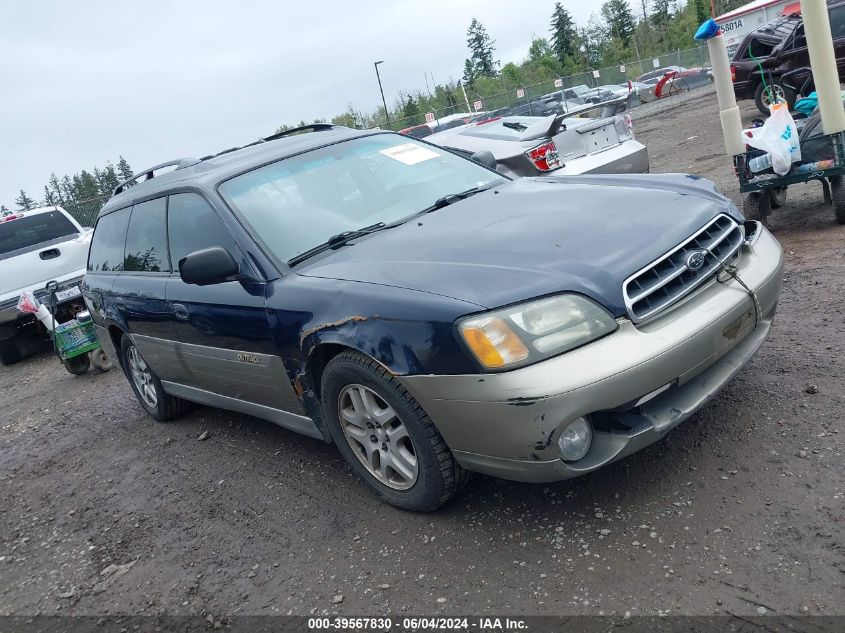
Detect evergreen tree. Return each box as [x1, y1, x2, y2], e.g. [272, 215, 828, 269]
[60, 176, 75, 203]
[602, 0, 637, 45]
[14, 190, 35, 210]
[116, 156, 134, 186]
[651, 0, 673, 32]
[465, 19, 497, 80]
[44, 186, 57, 206]
[694, 0, 709, 26]
[402, 95, 421, 125]
[48, 173, 63, 204]
[77, 170, 100, 200]
[550, 3, 578, 65]
[462, 58, 477, 85]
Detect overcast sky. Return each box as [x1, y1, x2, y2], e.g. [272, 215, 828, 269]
[0, 0, 609, 207]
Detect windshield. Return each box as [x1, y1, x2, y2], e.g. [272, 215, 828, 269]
[220, 134, 504, 263]
[0, 210, 79, 256]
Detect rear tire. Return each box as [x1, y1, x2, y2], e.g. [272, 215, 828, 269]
[770, 187, 787, 209]
[831, 177, 845, 225]
[63, 354, 91, 375]
[754, 80, 795, 115]
[119, 335, 187, 421]
[320, 350, 467, 511]
[0, 335, 24, 365]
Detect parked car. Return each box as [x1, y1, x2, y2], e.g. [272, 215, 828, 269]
[398, 123, 433, 139]
[731, 14, 803, 112]
[731, 0, 845, 113]
[0, 206, 92, 364]
[427, 113, 649, 177]
[562, 84, 614, 104]
[84, 124, 783, 511]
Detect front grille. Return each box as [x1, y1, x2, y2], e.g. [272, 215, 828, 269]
[623, 214, 744, 322]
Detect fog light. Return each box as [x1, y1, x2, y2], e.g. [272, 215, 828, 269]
[558, 417, 592, 462]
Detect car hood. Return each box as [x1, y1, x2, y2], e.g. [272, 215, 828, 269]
[295, 174, 740, 317]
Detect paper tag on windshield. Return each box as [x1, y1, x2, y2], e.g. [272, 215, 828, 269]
[379, 143, 440, 165]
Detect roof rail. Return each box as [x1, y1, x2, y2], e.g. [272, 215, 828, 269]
[262, 123, 335, 142]
[112, 158, 201, 196]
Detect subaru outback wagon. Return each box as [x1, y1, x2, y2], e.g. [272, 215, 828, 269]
[83, 124, 784, 511]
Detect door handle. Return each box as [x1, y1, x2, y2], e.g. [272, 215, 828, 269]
[173, 303, 189, 320]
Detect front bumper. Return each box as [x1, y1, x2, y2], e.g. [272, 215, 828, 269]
[398, 226, 784, 482]
[557, 140, 649, 175]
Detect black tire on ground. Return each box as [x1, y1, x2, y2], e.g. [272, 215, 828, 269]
[831, 177, 845, 225]
[119, 335, 188, 421]
[0, 336, 24, 365]
[742, 192, 765, 223]
[770, 187, 787, 209]
[63, 354, 91, 375]
[320, 350, 468, 512]
[754, 80, 795, 115]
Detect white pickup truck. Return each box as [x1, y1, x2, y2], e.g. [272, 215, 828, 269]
[0, 206, 92, 364]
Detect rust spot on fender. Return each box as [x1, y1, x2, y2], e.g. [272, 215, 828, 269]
[300, 315, 368, 346]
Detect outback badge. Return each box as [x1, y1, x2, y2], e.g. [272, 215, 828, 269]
[237, 352, 261, 365]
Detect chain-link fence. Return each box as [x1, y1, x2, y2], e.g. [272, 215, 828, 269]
[385, 45, 713, 132]
[55, 195, 110, 228]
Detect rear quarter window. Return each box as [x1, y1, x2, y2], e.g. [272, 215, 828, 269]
[124, 198, 169, 272]
[88, 207, 130, 272]
[0, 210, 79, 256]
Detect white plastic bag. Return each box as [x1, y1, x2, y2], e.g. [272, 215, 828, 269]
[741, 102, 801, 176]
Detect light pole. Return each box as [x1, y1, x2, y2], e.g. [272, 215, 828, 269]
[374, 61, 390, 126]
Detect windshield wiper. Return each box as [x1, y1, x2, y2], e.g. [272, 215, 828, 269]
[288, 222, 388, 266]
[419, 182, 500, 215]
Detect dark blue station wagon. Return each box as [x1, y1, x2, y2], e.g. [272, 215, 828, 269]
[84, 124, 784, 511]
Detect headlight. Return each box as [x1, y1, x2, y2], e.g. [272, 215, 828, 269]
[457, 294, 618, 370]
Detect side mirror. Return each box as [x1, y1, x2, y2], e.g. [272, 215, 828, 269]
[470, 149, 498, 171]
[179, 246, 240, 286]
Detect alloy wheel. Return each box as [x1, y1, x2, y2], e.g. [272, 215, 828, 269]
[127, 345, 157, 408]
[337, 384, 418, 490]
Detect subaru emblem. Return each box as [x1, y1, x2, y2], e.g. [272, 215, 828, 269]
[686, 249, 707, 271]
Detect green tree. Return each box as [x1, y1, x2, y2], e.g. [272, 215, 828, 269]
[14, 190, 35, 210]
[1, 205, 10, 217]
[465, 19, 497, 82]
[694, 0, 709, 26]
[116, 156, 134, 185]
[401, 95, 421, 126]
[550, 3, 577, 65]
[602, 0, 637, 45]
[331, 104, 360, 128]
[462, 58, 477, 85]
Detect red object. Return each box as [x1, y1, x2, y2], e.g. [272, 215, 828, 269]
[781, 1, 800, 15]
[627, 79, 633, 92]
[474, 117, 502, 125]
[0, 213, 23, 223]
[525, 141, 562, 172]
[730, 66, 737, 82]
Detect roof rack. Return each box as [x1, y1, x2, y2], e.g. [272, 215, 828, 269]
[113, 125, 337, 196]
[112, 158, 201, 196]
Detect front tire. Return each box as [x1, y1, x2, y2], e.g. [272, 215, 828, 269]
[320, 350, 467, 511]
[119, 336, 187, 421]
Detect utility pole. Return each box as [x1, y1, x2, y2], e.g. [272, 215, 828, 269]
[374, 61, 390, 125]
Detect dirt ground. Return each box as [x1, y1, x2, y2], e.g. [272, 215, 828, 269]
[1, 90, 842, 620]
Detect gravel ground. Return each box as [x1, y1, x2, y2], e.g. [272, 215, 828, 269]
[1, 90, 842, 619]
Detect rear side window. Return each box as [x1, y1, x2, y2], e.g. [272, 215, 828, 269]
[831, 6, 845, 38]
[88, 207, 131, 272]
[168, 193, 238, 267]
[0, 210, 79, 256]
[124, 198, 169, 272]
